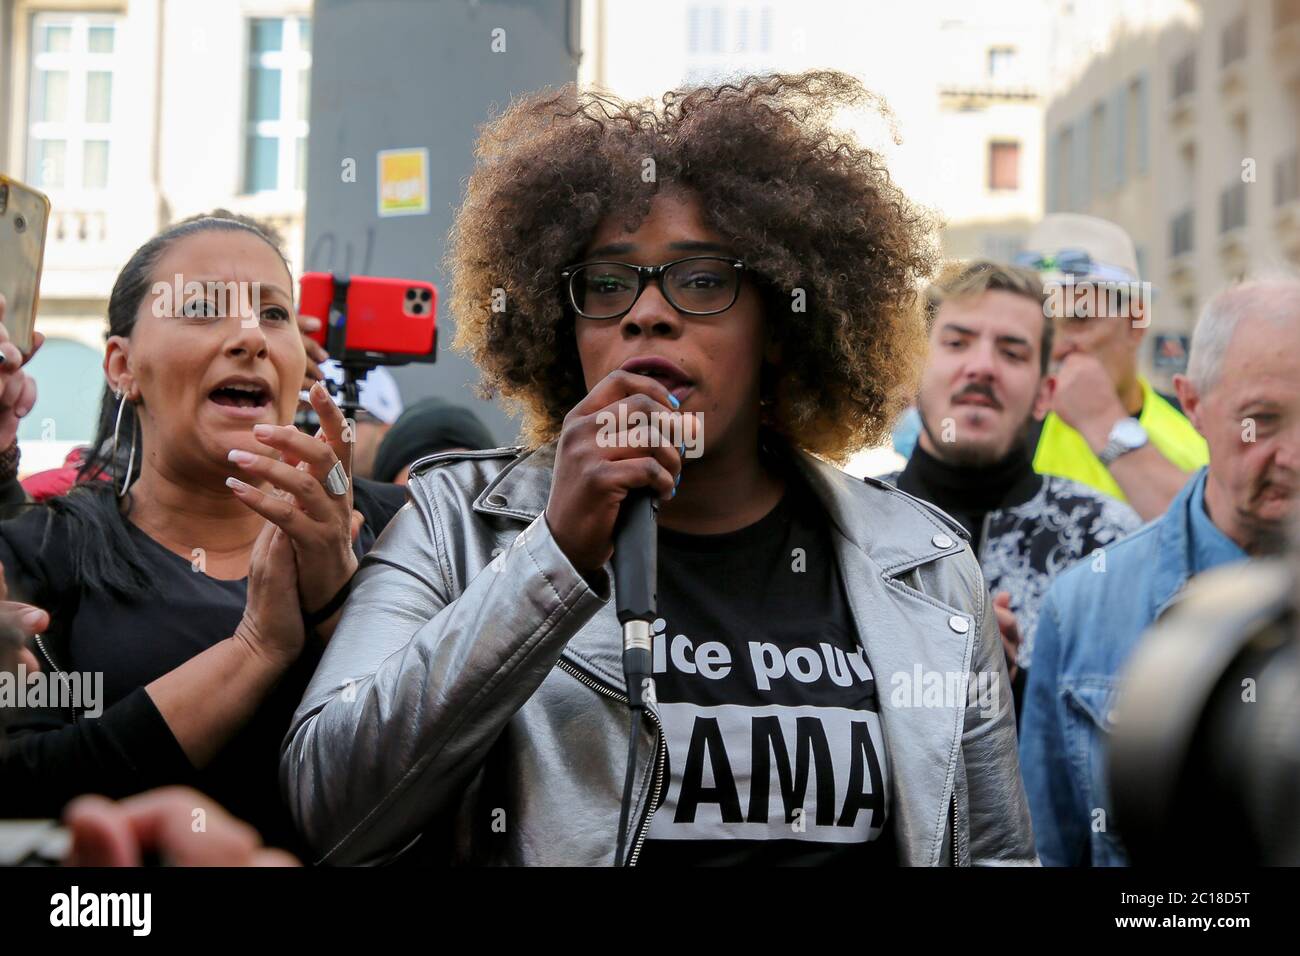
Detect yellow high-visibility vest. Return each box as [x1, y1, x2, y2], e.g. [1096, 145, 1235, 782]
[1032, 377, 1209, 503]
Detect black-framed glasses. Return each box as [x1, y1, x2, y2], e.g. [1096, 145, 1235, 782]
[559, 255, 746, 320]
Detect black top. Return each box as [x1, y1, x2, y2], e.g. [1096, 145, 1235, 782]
[0, 478, 406, 856]
[636, 469, 894, 866]
[896, 441, 1040, 553]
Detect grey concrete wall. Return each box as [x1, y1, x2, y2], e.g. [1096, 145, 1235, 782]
[304, 0, 581, 445]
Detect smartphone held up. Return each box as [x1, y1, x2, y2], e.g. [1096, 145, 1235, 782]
[0, 176, 50, 356]
[298, 272, 438, 366]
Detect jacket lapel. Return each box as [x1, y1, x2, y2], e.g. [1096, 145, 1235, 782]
[792, 451, 974, 865]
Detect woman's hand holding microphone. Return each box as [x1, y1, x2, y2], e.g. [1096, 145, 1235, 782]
[545, 369, 684, 578]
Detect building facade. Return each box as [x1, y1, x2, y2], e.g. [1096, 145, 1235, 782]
[1044, 0, 1300, 388]
[0, 0, 311, 471]
[580, 0, 1050, 264]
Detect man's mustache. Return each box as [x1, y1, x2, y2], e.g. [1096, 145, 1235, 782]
[951, 383, 1002, 411]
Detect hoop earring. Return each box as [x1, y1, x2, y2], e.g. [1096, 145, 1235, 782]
[112, 388, 138, 498]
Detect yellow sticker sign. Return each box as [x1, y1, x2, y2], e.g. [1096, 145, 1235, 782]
[377, 147, 430, 217]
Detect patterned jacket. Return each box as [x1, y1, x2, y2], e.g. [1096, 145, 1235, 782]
[880, 472, 1141, 669]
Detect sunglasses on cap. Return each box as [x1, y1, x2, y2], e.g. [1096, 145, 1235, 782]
[1014, 248, 1136, 284]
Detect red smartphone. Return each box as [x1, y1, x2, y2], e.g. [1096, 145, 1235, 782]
[299, 272, 437, 361]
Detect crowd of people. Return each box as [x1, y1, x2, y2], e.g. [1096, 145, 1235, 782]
[0, 69, 1296, 867]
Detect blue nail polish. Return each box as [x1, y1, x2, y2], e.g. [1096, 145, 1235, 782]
[675, 471, 682, 487]
[670, 486, 676, 499]
[668, 394, 680, 409]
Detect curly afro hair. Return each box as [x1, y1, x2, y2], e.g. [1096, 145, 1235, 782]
[447, 70, 936, 462]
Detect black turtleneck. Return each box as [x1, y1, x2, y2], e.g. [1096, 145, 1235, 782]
[896, 440, 1042, 553]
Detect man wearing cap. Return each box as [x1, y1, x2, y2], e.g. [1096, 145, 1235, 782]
[1016, 214, 1208, 520]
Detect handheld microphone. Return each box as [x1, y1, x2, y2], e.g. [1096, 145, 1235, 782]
[611, 488, 658, 709]
[610, 486, 658, 866]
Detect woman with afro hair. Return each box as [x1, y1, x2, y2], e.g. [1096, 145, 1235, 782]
[283, 71, 1035, 867]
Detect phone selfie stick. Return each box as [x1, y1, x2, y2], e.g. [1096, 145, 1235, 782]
[318, 271, 438, 423]
[324, 273, 365, 422]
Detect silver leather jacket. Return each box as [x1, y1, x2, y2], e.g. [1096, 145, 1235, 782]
[282, 442, 1037, 866]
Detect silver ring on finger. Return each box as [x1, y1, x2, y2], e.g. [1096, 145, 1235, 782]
[324, 459, 350, 497]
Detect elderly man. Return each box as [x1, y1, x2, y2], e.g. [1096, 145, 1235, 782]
[1019, 277, 1300, 865]
[1018, 214, 1208, 520]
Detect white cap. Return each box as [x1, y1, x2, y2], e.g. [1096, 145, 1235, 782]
[318, 361, 404, 424]
[1021, 213, 1140, 284]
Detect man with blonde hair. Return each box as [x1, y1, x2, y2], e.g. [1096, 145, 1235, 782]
[886, 260, 1140, 710]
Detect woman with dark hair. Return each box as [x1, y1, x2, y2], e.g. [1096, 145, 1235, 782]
[284, 72, 1035, 866]
[0, 213, 404, 854]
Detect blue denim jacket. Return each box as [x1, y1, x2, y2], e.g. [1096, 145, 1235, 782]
[1018, 469, 1246, 865]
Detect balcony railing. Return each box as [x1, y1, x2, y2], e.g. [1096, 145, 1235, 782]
[938, 76, 1038, 102]
[48, 208, 109, 245]
[1277, 149, 1300, 208]
[1219, 182, 1248, 234]
[1170, 208, 1194, 256]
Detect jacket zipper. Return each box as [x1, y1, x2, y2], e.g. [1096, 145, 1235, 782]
[32, 633, 78, 725]
[555, 658, 664, 866]
[950, 792, 959, 866]
[627, 713, 667, 867]
[963, 518, 986, 868]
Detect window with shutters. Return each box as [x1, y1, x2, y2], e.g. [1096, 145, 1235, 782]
[988, 141, 1020, 191]
[26, 12, 120, 199]
[1058, 126, 1074, 211]
[1221, 13, 1247, 68]
[685, 4, 773, 85]
[243, 16, 312, 194]
[1171, 50, 1195, 101]
[987, 47, 1017, 81]
[1089, 102, 1106, 197]
[1110, 86, 1126, 190]
[1126, 77, 1145, 178]
[1075, 113, 1091, 207]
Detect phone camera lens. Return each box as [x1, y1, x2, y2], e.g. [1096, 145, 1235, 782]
[411, 303, 424, 315]
[419, 289, 431, 302]
[405, 288, 417, 300]
[13, 215, 25, 233]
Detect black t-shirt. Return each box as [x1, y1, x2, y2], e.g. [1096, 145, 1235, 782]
[637, 472, 894, 866]
[0, 478, 406, 856]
